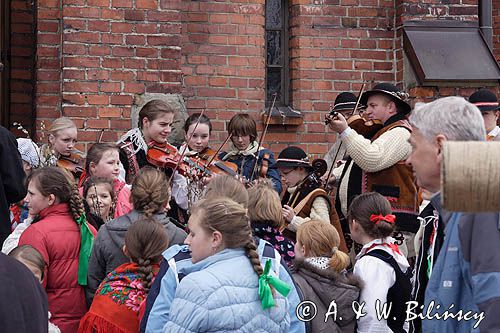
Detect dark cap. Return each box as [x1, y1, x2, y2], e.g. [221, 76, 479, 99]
[360, 83, 412, 115]
[275, 146, 312, 170]
[469, 89, 499, 112]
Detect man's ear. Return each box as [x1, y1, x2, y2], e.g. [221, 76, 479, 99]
[435, 134, 447, 162]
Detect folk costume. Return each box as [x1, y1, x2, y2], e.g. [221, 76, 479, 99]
[334, 83, 419, 255]
[469, 89, 500, 142]
[79, 262, 159, 333]
[277, 147, 347, 252]
[117, 128, 189, 218]
[220, 141, 282, 193]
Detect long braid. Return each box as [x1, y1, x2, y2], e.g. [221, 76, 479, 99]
[136, 257, 154, 292]
[69, 183, 86, 223]
[244, 236, 263, 277]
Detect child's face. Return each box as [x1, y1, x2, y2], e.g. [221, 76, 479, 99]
[90, 149, 120, 180]
[185, 212, 218, 264]
[142, 113, 174, 144]
[25, 180, 53, 216]
[22, 160, 33, 175]
[86, 184, 113, 219]
[231, 134, 251, 151]
[186, 123, 210, 153]
[49, 127, 78, 157]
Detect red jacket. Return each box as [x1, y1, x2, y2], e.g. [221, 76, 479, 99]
[19, 203, 97, 333]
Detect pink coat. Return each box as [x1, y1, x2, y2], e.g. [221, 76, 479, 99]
[19, 203, 97, 333]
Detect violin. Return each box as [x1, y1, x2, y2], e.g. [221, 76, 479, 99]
[345, 115, 383, 139]
[57, 152, 85, 176]
[286, 159, 328, 208]
[180, 148, 238, 180]
[146, 142, 189, 175]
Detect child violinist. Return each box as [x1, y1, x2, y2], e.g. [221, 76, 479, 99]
[117, 99, 189, 216]
[348, 192, 411, 333]
[179, 113, 212, 157]
[40, 117, 85, 179]
[82, 143, 132, 218]
[276, 147, 341, 242]
[219, 113, 282, 192]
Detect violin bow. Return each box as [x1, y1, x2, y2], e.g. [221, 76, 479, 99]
[205, 131, 233, 169]
[168, 108, 206, 183]
[323, 83, 365, 191]
[250, 92, 278, 180]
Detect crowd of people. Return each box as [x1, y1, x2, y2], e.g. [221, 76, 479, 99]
[0, 83, 498, 333]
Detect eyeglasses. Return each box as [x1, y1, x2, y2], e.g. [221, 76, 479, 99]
[280, 168, 295, 176]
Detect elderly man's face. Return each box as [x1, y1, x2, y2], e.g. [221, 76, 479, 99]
[406, 128, 442, 193]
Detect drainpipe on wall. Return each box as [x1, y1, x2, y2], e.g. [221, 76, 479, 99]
[479, 0, 493, 49]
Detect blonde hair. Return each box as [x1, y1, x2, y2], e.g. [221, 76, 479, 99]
[247, 180, 283, 228]
[297, 220, 350, 272]
[204, 175, 248, 208]
[48, 117, 77, 134]
[191, 197, 263, 278]
[131, 167, 171, 217]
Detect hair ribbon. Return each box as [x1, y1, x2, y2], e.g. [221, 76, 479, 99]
[258, 259, 291, 309]
[369, 214, 396, 225]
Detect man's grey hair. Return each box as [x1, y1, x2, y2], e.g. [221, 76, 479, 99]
[409, 96, 486, 141]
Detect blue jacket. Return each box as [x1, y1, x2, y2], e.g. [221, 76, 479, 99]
[142, 240, 305, 333]
[160, 248, 289, 332]
[423, 196, 500, 332]
[220, 148, 282, 193]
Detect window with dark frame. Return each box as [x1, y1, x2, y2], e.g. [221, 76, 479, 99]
[265, 0, 289, 107]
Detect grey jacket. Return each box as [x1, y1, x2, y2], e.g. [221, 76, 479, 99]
[292, 259, 362, 333]
[85, 210, 187, 305]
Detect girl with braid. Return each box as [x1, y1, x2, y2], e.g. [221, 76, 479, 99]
[163, 197, 291, 332]
[79, 219, 169, 333]
[86, 167, 187, 305]
[18, 167, 97, 333]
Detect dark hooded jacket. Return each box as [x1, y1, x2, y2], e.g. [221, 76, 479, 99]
[86, 210, 187, 305]
[292, 258, 362, 333]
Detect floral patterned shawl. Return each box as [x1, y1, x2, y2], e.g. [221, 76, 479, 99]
[78, 262, 159, 333]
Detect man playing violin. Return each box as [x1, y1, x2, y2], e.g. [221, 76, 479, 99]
[327, 83, 419, 259]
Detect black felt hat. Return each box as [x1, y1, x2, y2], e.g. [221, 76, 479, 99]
[276, 146, 312, 170]
[360, 83, 412, 115]
[469, 89, 499, 112]
[331, 92, 359, 112]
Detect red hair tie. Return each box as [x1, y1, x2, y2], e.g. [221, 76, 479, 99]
[370, 214, 396, 225]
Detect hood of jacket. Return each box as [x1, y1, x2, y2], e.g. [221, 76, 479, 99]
[292, 258, 362, 326]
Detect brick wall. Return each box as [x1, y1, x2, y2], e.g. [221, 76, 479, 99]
[180, 0, 266, 142]
[9, 0, 37, 136]
[494, 0, 500, 62]
[35, 0, 183, 150]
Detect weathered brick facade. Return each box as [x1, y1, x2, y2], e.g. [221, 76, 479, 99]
[6, 0, 500, 155]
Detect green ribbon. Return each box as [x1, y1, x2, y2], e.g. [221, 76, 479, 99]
[258, 259, 292, 309]
[76, 213, 94, 286]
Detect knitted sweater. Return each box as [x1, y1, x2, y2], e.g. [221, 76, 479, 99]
[336, 125, 411, 218]
[286, 187, 331, 232]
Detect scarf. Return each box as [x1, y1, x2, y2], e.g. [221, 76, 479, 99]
[305, 257, 330, 270]
[117, 128, 149, 155]
[77, 213, 95, 286]
[78, 262, 159, 333]
[221, 141, 262, 160]
[252, 222, 295, 267]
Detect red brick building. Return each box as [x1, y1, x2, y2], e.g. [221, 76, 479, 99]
[2, 0, 499, 155]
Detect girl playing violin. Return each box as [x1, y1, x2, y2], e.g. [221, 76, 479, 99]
[40, 117, 85, 179]
[117, 99, 189, 215]
[219, 114, 282, 192]
[276, 147, 331, 237]
[179, 113, 212, 157]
